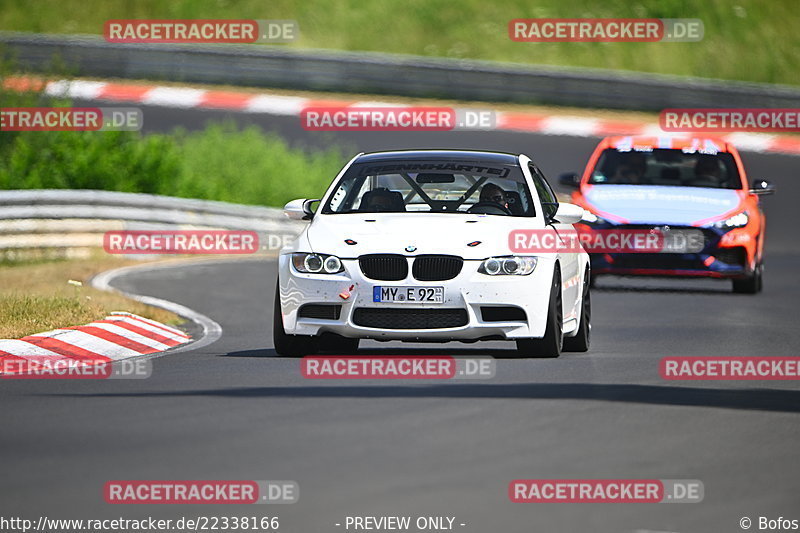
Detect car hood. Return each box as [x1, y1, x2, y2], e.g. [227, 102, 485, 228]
[306, 213, 541, 259]
[582, 185, 745, 226]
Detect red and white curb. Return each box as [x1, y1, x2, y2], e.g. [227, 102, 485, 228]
[0, 312, 190, 375]
[5, 76, 800, 156]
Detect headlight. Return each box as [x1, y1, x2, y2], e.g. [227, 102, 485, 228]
[478, 256, 537, 276]
[292, 253, 344, 274]
[712, 211, 749, 229]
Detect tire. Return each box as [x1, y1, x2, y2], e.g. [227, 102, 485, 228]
[272, 280, 318, 357]
[563, 271, 591, 353]
[319, 333, 360, 354]
[516, 270, 563, 358]
[732, 262, 763, 294]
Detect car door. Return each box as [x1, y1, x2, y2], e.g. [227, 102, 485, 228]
[529, 163, 580, 322]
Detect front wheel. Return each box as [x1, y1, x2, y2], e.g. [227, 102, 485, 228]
[732, 263, 763, 294]
[563, 271, 591, 353]
[516, 270, 562, 358]
[273, 281, 318, 357]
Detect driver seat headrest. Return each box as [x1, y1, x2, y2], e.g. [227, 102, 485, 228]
[359, 188, 406, 212]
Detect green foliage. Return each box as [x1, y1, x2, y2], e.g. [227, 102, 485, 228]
[0, 123, 347, 206]
[171, 124, 347, 206]
[0, 129, 182, 193]
[0, 59, 347, 205]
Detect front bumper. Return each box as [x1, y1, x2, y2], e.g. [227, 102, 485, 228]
[277, 255, 553, 341]
[589, 224, 758, 279]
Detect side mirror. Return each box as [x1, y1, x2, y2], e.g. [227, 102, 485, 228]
[750, 179, 775, 196]
[559, 172, 580, 188]
[552, 202, 585, 225]
[284, 198, 319, 220]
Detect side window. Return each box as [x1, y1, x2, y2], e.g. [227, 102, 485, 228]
[529, 164, 558, 220]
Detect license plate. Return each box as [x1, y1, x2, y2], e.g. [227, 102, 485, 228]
[373, 286, 444, 304]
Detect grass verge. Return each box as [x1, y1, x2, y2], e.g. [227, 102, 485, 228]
[0, 0, 798, 86]
[0, 254, 182, 339]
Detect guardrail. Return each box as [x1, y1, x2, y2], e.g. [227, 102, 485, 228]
[0, 189, 305, 256]
[3, 32, 800, 111]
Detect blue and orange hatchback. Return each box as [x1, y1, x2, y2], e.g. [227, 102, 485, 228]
[562, 136, 775, 293]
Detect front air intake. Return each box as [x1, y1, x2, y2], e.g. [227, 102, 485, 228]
[353, 308, 468, 329]
[297, 304, 342, 320]
[480, 306, 526, 322]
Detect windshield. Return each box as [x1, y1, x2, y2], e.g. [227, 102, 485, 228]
[321, 159, 535, 216]
[589, 148, 742, 189]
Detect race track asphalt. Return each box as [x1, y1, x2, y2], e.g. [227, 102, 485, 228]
[1, 102, 798, 533]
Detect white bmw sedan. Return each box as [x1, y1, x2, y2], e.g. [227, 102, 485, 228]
[274, 150, 590, 358]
